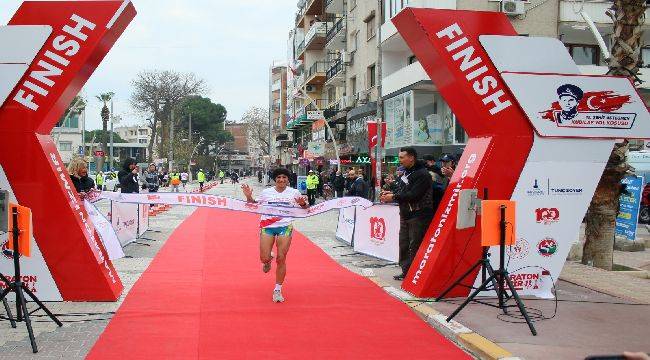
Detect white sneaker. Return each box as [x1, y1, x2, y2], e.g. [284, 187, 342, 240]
[272, 290, 284, 303]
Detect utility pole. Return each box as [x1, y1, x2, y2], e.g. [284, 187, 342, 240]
[188, 112, 192, 181]
[169, 108, 175, 172]
[109, 99, 114, 171]
[375, 0, 384, 200]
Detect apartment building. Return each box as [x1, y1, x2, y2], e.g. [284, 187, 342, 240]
[115, 125, 152, 146]
[269, 62, 293, 166]
[283, 0, 650, 171]
[51, 110, 86, 164]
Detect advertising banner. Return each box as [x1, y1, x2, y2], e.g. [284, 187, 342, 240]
[336, 207, 356, 245]
[138, 203, 149, 236]
[84, 200, 124, 260]
[353, 205, 400, 262]
[111, 202, 139, 247]
[96, 191, 372, 218]
[297, 176, 308, 195]
[616, 175, 644, 241]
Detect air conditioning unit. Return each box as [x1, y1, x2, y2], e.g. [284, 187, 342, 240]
[356, 91, 369, 105]
[501, 0, 525, 16]
[305, 84, 316, 92]
[340, 51, 353, 65]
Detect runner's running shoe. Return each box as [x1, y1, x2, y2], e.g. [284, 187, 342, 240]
[272, 290, 284, 303]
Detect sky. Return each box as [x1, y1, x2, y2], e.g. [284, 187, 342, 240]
[0, 0, 296, 130]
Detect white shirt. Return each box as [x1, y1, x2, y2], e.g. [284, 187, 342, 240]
[257, 186, 302, 228]
[181, 172, 189, 181]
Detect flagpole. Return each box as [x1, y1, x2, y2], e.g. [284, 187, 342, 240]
[301, 91, 341, 173]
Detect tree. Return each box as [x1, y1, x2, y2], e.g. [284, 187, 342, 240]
[95, 92, 115, 171]
[85, 130, 127, 145]
[241, 106, 270, 156]
[582, 0, 646, 270]
[130, 70, 207, 162]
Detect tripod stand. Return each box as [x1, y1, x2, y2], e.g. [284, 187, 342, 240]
[0, 206, 62, 353]
[436, 204, 537, 336]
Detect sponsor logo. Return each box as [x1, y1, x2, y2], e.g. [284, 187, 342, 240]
[147, 194, 161, 201]
[369, 217, 386, 245]
[244, 202, 259, 211]
[549, 187, 583, 195]
[539, 85, 634, 129]
[506, 238, 530, 260]
[509, 272, 541, 291]
[535, 208, 560, 225]
[537, 237, 558, 257]
[526, 179, 545, 196]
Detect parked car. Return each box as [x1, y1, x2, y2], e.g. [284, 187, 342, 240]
[640, 183, 650, 224]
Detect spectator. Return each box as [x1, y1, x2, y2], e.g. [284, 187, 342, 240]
[118, 158, 140, 194]
[95, 171, 104, 190]
[169, 171, 181, 192]
[333, 171, 345, 198]
[68, 158, 95, 198]
[439, 154, 456, 187]
[382, 173, 399, 193]
[424, 154, 443, 178]
[380, 147, 434, 281]
[144, 163, 160, 193]
[306, 170, 319, 205]
[346, 170, 368, 199]
[181, 170, 189, 190]
[197, 169, 206, 191]
[231, 171, 239, 184]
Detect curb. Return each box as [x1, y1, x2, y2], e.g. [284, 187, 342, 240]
[362, 269, 517, 360]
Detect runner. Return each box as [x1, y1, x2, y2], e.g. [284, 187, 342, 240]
[180, 171, 189, 190]
[241, 168, 309, 303]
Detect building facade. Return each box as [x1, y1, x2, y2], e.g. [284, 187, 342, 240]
[51, 110, 85, 164]
[115, 125, 152, 146]
[282, 0, 650, 175]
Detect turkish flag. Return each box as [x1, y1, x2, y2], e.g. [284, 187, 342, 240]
[368, 120, 387, 185]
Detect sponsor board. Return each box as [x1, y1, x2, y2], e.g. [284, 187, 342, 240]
[535, 207, 560, 225]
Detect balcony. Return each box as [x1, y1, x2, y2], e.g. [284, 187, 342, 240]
[325, 17, 346, 50]
[305, 22, 329, 51]
[306, 61, 328, 85]
[296, 40, 306, 60]
[306, 99, 328, 112]
[325, 58, 345, 86]
[559, 0, 650, 24]
[325, 0, 344, 14]
[296, 0, 325, 27]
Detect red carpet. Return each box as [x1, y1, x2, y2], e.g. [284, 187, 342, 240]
[87, 208, 470, 359]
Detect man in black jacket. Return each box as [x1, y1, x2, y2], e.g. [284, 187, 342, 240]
[380, 147, 434, 281]
[118, 158, 140, 193]
[346, 170, 368, 199]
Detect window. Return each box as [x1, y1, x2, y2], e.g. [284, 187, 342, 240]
[139, 139, 148, 144]
[350, 31, 359, 52]
[138, 129, 148, 135]
[59, 142, 72, 151]
[365, 13, 376, 41]
[566, 44, 599, 66]
[642, 47, 650, 67]
[56, 112, 79, 128]
[350, 76, 357, 97]
[367, 64, 376, 89]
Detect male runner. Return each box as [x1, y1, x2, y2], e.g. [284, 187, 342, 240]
[242, 168, 308, 303]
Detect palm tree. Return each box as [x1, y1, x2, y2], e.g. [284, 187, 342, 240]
[95, 92, 114, 171]
[582, 0, 646, 270]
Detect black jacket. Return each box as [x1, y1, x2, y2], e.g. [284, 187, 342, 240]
[144, 171, 159, 192]
[118, 164, 140, 193]
[347, 177, 369, 199]
[71, 175, 95, 194]
[333, 175, 345, 190]
[394, 161, 434, 219]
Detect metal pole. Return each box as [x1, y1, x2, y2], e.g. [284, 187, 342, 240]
[375, 0, 384, 199]
[188, 112, 192, 181]
[169, 108, 174, 172]
[109, 99, 114, 171]
[81, 109, 86, 157]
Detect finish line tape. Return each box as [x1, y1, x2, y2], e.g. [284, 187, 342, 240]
[89, 191, 373, 218]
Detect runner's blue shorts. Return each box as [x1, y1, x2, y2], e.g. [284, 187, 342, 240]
[261, 225, 293, 237]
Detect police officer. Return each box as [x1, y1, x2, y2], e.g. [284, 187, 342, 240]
[306, 170, 319, 205]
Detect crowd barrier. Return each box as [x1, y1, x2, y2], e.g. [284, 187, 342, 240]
[336, 204, 400, 263]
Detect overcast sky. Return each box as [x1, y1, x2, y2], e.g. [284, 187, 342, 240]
[0, 0, 296, 130]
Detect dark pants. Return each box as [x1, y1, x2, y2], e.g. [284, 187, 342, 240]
[307, 189, 317, 205]
[335, 188, 344, 198]
[398, 214, 434, 276]
[199, 182, 204, 191]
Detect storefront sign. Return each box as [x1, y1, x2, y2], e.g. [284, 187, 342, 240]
[616, 175, 644, 241]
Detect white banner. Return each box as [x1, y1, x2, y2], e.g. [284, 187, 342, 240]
[336, 207, 356, 245]
[84, 200, 124, 260]
[111, 202, 139, 247]
[353, 205, 400, 262]
[138, 203, 149, 236]
[93, 191, 372, 218]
